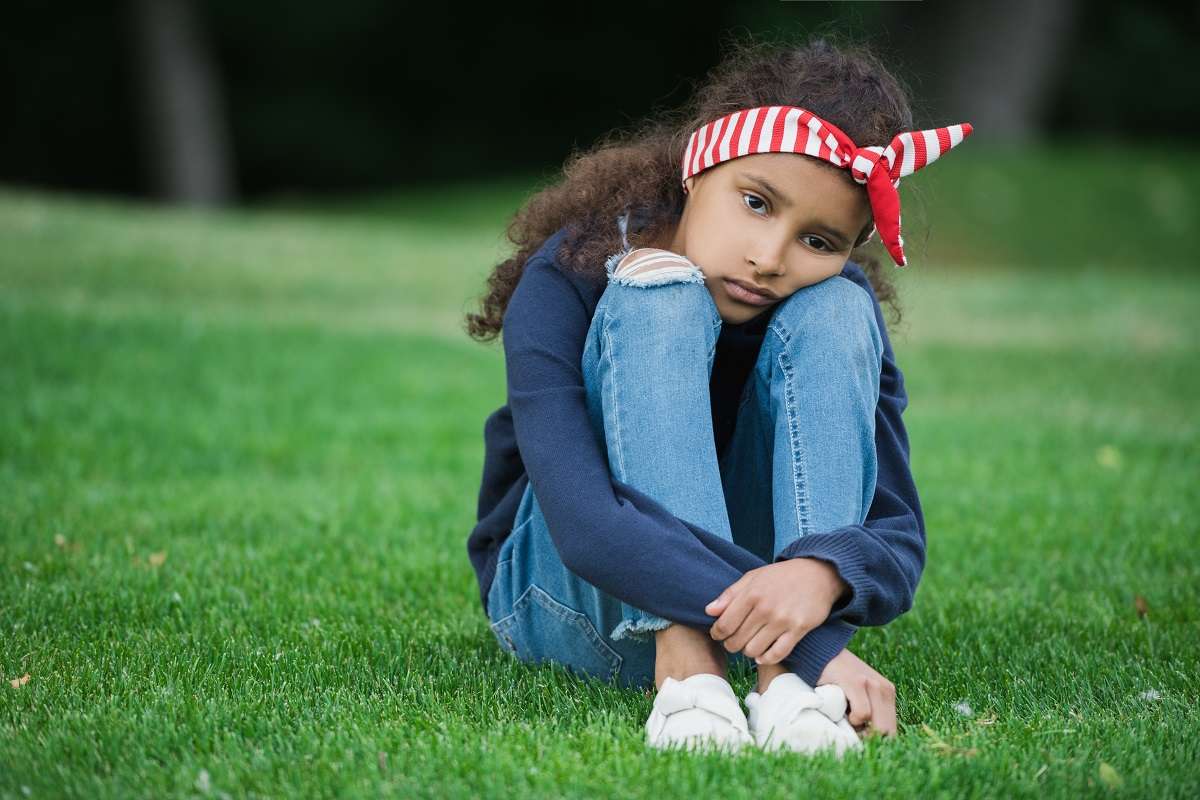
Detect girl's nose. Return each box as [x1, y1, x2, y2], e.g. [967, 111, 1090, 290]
[746, 229, 791, 275]
[747, 245, 787, 276]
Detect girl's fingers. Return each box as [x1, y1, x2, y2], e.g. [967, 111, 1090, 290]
[756, 628, 801, 665]
[742, 621, 785, 662]
[706, 574, 749, 616]
[843, 681, 873, 729]
[709, 593, 754, 645]
[865, 680, 898, 737]
[705, 589, 734, 615]
[724, 617, 768, 655]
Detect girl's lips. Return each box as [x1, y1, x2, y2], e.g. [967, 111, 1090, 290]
[723, 278, 776, 306]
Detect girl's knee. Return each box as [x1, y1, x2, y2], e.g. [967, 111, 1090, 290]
[779, 274, 871, 321]
[607, 247, 706, 288]
[771, 275, 881, 358]
[599, 262, 720, 339]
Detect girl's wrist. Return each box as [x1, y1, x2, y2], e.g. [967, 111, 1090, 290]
[803, 558, 850, 609]
[779, 557, 848, 611]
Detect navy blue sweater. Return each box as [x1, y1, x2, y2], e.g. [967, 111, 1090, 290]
[467, 224, 926, 685]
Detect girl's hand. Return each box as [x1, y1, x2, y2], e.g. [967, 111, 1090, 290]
[817, 647, 898, 738]
[704, 559, 847, 665]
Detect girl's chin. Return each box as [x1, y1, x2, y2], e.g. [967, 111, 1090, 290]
[715, 304, 762, 325]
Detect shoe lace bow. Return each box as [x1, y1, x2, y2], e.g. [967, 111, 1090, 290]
[772, 684, 849, 726]
[656, 684, 749, 731]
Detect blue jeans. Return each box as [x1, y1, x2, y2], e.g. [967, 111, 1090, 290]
[487, 257, 883, 690]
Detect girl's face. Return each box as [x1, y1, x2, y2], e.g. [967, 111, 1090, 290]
[662, 152, 874, 325]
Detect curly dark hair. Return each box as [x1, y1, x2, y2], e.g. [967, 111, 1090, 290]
[464, 31, 925, 343]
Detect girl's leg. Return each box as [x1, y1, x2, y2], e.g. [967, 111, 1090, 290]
[487, 482, 627, 684]
[581, 271, 741, 688]
[487, 260, 742, 690]
[718, 273, 884, 686]
[486, 265, 882, 691]
[582, 270, 733, 638]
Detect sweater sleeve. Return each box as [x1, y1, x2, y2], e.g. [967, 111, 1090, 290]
[772, 264, 928, 628]
[502, 255, 855, 686]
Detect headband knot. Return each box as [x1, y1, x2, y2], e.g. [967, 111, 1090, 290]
[681, 105, 974, 267]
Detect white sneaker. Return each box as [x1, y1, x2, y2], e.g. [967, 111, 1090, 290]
[644, 673, 753, 754]
[744, 673, 862, 756]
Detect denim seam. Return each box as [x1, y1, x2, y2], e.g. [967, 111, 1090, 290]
[506, 511, 536, 543]
[599, 313, 628, 485]
[494, 583, 623, 677]
[774, 336, 814, 539]
[492, 513, 533, 576]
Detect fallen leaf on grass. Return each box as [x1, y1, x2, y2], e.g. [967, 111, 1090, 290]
[1095, 445, 1121, 469]
[1099, 761, 1123, 789]
[9, 673, 30, 688]
[920, 723, 979, 757]
[195, 769, 210, 793]
[53, 533, 81, 552]
[1133, 595, 1149, 618]
[133, 550, 168, 569]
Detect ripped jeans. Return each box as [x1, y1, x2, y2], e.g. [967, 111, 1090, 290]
[486, 243, 883, 691]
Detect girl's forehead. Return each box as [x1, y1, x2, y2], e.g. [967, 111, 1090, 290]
[717, 155, 867, 204]
[703, 154, 872, 232]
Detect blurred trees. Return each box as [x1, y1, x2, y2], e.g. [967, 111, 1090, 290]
[132, 0, 235, 205]
[0, 0, 1195, 205]
[883, 0, 1084, 143]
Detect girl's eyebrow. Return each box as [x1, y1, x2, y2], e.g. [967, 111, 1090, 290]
[742, 172, 853, 248]
[743, 172, 796, 207]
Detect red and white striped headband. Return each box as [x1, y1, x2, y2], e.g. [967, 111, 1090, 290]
[681, 105, 974, 267]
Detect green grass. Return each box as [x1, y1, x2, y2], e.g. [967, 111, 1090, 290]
[2, 145, 1199, 798]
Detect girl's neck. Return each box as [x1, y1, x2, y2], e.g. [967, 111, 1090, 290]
[637, 218, 682, 253]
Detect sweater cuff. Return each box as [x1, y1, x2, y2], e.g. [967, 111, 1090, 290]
[782, 618, 857, 686]
[776, 527, 872, 627]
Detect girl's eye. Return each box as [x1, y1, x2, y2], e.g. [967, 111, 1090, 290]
[742, 192, 768, 215]
[741, 192, 835, 253]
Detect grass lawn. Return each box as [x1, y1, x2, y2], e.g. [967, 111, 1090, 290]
[1, 151, 1198, 798]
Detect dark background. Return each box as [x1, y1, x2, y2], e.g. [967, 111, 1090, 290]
[3, 0, 1197, 204]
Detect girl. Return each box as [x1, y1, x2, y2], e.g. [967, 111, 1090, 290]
[464, 35, 972, 755]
